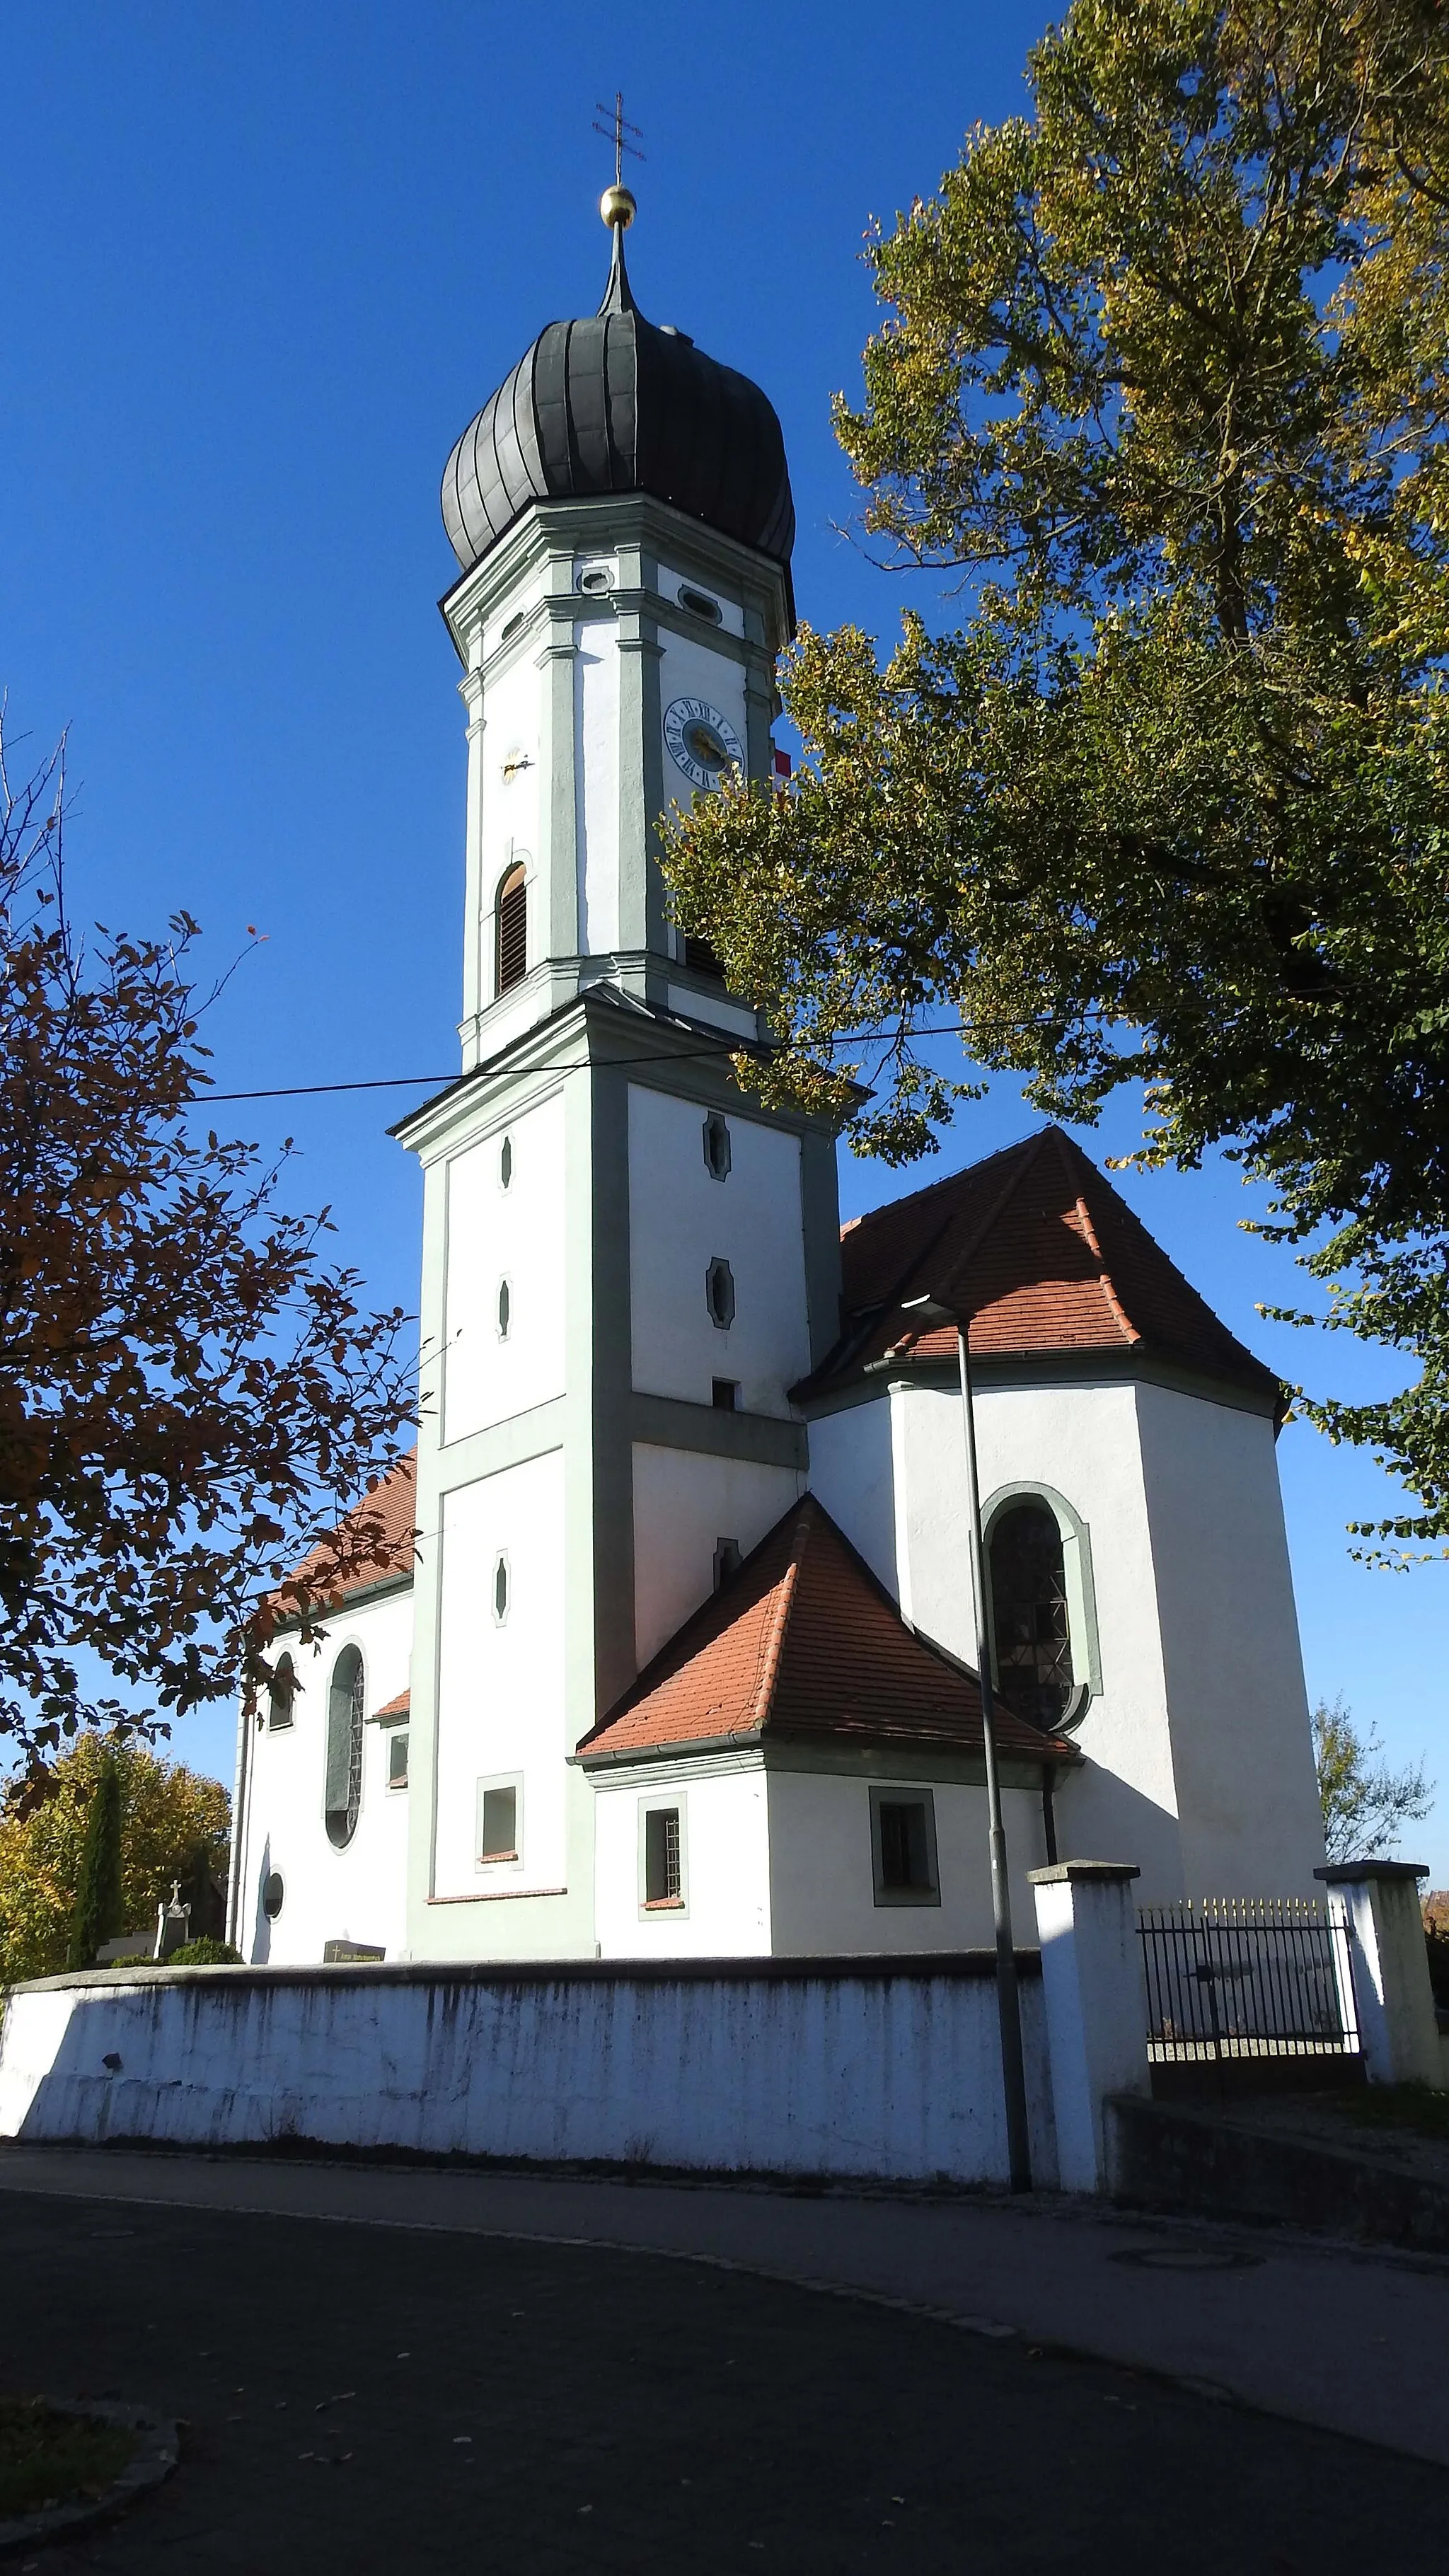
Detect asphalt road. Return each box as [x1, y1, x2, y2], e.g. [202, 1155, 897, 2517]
[1, 2183, 1445, 2572]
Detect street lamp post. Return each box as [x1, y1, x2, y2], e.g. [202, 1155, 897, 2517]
[902, 1291, 1032, 2192]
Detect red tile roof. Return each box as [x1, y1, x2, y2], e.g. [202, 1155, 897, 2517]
[374, 1687, 411, 1720]
[799, 1127, 1279, 1409]
[275, 1450, 418, 1619]
[577, 1495, 1076, 1769]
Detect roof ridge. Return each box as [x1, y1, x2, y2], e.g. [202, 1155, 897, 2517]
[749, 1515, 805, 1726]
[837, 1126, 1050, 1249]
[933, 1126, 1053, 1317]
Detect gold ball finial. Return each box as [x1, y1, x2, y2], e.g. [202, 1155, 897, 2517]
[601, 182, 636, 231]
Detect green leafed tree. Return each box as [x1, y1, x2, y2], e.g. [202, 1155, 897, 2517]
[1312, 1693, 1433, 1862]
[0, 716, 415, 1781]
[663, 0, 1449, 1559]
[1, 1735, 230, 1985]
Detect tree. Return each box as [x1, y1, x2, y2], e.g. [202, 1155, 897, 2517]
[663, 0, 1449, 1558]
[0, 714, 415, 1779]
[0, 1735, 231, 1985]
[1312, 1693, 1433, 1863]
[64, 1749, 122, 1969]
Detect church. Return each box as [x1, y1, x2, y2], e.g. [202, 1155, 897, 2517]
[227, 186, 1326, 1969]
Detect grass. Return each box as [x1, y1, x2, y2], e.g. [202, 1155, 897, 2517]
[1333, 2084, 1449, 2143]
[0, 2397, 134, 2522]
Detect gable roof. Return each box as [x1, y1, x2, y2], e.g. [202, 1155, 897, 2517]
[798, 1126, 1280, 1411]
[275, 1450, 418, 1621]
[576, 1494, 1076, 1770]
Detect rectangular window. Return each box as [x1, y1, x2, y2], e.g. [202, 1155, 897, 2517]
[711, 1377, 739, 1411]
[388, 1731, 410, 1791]
[643, 1805, 683, 1908]
[870, 1786, 940, 1907]
[476, 1778, 521, 1865]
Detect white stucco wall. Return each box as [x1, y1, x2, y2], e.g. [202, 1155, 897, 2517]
[632, 1443, 802, 1668]
[431, 1448, 568, 1905]
[628, 1086, 811, 1416]
[807, 1370, 1318, 1903]
[1133, 1382, 1324, 1895]
[656, 563, 746, 641]
[0, 1959, 1057, 2188]
[804, 1398, 899, 1596]
[657, 625, 749, 799]
[764, 1767, 1052, 1956]
[473, 639, 541, 991]
[592, 1757, 773, 1957]
[442, 1087, 567, 1443]
[232, 1583, 412, 1967]
[576, 611, 619, 954]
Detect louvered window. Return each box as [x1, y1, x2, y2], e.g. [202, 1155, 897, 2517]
[497, 863, 527, 993]
[324, 1646, 365, 1848]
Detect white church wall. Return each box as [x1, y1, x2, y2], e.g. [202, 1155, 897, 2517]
[632, 1444, 803, 1668]
[233, 1584, 412, 1968]
[803, 1399, 899, 1597]
[592, 1757, 773, 1958]
[628, 1086, 812, 1416]
[764, 1768, 1052, 1956]
[576, 613, 620, 954]
[889, 1377, 1188, 1898]
[442, 1087, 567, 1444]
[475, 641, 541, 949]
[431, 1448, 568, 1904]
[656, 625, 749, 790]
[0, 1956, 1058, 2188]
[1132, 1381, 1324, 1895]
[656, 563, 746, 640]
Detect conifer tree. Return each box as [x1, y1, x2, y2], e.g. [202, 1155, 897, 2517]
[66, 1750, 123, 1969]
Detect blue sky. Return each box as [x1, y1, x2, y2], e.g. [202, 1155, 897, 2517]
[2, 1, 1444, 1876]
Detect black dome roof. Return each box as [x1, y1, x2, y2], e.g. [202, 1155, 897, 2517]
[441, 226, 795, 578]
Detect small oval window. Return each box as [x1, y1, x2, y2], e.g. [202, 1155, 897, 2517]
[500, 610, 525, 642]
[679, 584, 722, 623]
[497, 1278, 511, 1340]
[705, 1257, 736, 1331]
[703, 1112, 732, 1182]
[577, 563, 613, 595]
[493, 1554, 509, 1623]
[262, 1870, 284, 1921]
[500, 1134, 513, 1191]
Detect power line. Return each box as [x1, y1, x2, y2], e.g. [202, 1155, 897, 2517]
[196, 1016, 1128, 1106]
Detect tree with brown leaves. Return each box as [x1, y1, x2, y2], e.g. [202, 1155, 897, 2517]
[0, 715, 415, 1781]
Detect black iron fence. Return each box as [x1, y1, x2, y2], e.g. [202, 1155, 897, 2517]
[1139, 1898, 1360, 2067]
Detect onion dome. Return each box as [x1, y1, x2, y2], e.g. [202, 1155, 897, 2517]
[441, 192, 795, 578]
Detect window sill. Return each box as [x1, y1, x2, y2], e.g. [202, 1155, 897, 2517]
[478, 1851, 519, 1866]
[642, 1897, 686, 1912]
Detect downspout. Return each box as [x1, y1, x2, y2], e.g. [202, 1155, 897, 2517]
[1041, 1762, 1058, 1868]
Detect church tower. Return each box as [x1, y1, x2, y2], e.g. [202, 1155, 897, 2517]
[395, 188, 842, 1959]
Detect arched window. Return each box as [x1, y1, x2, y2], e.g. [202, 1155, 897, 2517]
[324, 1645, 365, 1848]
[497, 1277, 511, 1340]
[988, 1503, 1074, 1729]
[496, 863, 527, 993]
[267, 1651, 296, 1731]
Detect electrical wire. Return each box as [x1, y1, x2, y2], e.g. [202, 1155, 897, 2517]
[196, 1017, 1112, 1105]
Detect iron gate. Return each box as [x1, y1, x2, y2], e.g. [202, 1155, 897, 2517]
[1138, 1898, 1361, 2069]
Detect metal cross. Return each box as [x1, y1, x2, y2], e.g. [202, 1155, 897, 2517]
[593, 93, 645, 185]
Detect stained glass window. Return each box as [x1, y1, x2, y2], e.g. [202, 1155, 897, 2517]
[989, 1502, 1073, 1728]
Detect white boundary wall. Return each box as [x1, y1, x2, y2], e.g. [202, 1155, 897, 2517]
[0, 1958, 1057, 2188]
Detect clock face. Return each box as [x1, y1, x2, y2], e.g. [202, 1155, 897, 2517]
[663, 696, 745, 792]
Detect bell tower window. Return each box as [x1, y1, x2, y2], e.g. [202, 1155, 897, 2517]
[497, 863, 528, 994]
[988, 1502, 1074, 1728]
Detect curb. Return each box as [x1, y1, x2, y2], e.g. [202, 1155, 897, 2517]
[0, 2399, 179, 2558]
